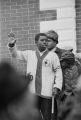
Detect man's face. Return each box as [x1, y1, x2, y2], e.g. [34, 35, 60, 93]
[36, 36, 48, 52]
[60, 60, 68, 69]
[47, 38, 57, 50]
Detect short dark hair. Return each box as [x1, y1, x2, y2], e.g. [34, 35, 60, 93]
[35, 33, 47, 43]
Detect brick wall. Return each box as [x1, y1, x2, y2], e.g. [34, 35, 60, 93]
[0, 0, 56, 74]
[76, 0, 81, 52]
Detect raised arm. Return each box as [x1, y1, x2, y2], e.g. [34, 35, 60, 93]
[8, 32, 28, 62]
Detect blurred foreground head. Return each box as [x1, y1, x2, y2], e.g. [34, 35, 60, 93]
[58, 74, 81, 120]
[0, 61, 40, 120]
[64, 75, 81, 120]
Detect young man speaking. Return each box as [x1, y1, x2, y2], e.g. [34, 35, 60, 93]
[8, 32, 63, 120]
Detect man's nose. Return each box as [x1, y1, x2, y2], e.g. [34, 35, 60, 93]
[43, 40, 47, 43]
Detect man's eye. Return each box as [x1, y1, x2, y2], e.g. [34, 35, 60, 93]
[41, 39, 47, 41]
[47, 39, 51, 41]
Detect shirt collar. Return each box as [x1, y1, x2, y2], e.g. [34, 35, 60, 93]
[51, 47, 56, 52]
[37, 49, 48, 56]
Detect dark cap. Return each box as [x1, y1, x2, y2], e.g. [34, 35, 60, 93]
[46, 30, 58, 44]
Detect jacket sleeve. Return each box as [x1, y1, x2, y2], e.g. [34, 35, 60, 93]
[52, 53, 63, 90]
[8, 44, 28, 62]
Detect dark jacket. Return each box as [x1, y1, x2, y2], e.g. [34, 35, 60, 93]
[55, 48, 81, 96]
[55, 47, 73, 60]
[60, 53, 81, 96]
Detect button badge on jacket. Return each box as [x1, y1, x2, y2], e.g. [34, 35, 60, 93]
[43, 59, 50, 67]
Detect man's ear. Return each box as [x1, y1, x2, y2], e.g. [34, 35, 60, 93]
[35, 40, 38, 44]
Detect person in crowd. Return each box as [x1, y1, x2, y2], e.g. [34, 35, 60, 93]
[8, 32, 63, 120]
[46, 30, 81, 120]
[58, 74, 81, 120]
[60, 51, 81, 101]
[0, 61, 40, 120]
[46, 30, 73, 119]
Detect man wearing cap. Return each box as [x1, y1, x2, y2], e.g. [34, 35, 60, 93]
[46, 30, 81, 119]
[8, 32, 63, 120]
[46, 30, 81, 94]
[46, 30, 73, 59]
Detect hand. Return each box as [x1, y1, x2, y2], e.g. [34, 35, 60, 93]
[8, 32, 15, 38]
[52, 87, 60, 98]
[27, 73, 33, 81]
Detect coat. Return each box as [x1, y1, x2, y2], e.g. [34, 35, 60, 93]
[8, 45, 63, 98]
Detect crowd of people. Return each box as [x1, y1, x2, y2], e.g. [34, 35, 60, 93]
[0, 30, 81, 120]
